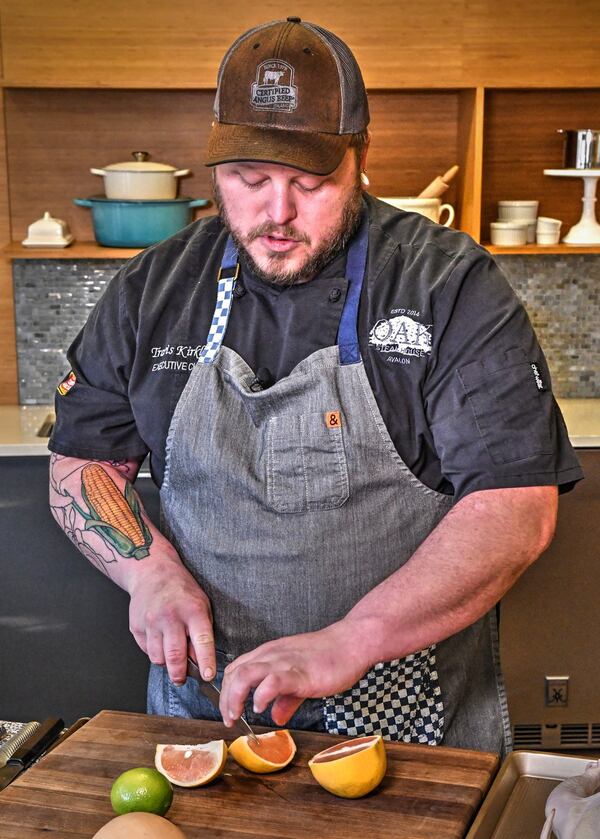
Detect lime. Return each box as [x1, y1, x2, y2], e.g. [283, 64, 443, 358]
[110, 767, 173, 816]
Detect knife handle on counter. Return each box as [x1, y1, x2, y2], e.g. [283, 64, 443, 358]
[7, 717, 64, 768]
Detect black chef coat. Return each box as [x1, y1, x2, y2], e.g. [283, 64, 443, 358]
[49, 194, 583, 501]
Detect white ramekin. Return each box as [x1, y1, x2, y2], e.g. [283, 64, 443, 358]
[536, 231, 561, 245]
[498, 200, 539, 222]
[490, 221, 528, 246]
[536, 216, 562, 232]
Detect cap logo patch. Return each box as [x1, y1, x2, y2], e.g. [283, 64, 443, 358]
[251, 60, 298, 112]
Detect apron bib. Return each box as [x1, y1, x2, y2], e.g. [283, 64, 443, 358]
[152, 211, 511, 751]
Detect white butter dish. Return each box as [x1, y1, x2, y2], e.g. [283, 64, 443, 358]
[22, 211, 74, 248]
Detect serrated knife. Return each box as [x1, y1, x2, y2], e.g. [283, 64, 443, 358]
[0, 717, 64, 791]
[186, 657, 260, 745]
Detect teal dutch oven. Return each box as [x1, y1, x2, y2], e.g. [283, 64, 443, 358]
[73, 196, 210, 247]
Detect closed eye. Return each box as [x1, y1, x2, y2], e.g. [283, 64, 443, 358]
[295, 178, 326, 193]
[239, 174, 267, 190]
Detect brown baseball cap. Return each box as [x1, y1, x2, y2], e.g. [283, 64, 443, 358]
[205, 17, 369, 175]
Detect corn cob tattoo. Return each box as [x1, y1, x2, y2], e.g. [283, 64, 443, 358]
[76, 463, 153, 559]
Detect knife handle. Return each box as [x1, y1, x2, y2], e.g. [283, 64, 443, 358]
[8, 717, 64, 768]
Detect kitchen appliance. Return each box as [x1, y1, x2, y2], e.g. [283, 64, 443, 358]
[73, 196, 209, 247]
[557, 129, 600, 170]
[91, 151, 190, 199]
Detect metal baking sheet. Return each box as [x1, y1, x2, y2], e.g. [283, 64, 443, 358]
[466, 751, 593, 839]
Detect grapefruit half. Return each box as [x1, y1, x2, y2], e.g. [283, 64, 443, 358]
[154, 740, 227, 788]
[308, 734, 387, 798]
[228, 730, 296, 773]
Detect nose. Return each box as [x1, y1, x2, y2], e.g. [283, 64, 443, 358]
[265, 182, 297, 227]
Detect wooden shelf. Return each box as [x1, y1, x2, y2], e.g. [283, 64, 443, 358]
[3, 241, 142, 259]
[484, 243, 600, 255]
[6, 240, 600, 262]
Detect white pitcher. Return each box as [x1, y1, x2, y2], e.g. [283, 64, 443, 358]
[380, 197, 455, 227]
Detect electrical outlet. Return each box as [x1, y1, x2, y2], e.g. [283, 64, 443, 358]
[545, 676, 569, 707]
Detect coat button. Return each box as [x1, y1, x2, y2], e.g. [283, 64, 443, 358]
[328, 288, 342, 303]
[233, 281, 246, 298]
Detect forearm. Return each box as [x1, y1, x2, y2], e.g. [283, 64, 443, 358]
[49, 453, 181, 592]
[50, 453, 217, 683]
[344, 485, 558, 669]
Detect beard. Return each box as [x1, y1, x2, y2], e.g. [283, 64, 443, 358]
[212, 173, 363, 286]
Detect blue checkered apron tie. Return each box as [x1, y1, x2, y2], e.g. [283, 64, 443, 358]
[197, 237, 239, 365]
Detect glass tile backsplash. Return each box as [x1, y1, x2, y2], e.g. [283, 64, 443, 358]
[12, 254, 600, 405]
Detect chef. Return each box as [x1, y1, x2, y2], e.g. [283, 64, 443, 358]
[49, 17, 582, 755]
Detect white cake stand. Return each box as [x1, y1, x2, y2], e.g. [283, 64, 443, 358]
[544, 168, 600, 245]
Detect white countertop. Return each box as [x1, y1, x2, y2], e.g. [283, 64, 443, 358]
[0, 399, 599, 456]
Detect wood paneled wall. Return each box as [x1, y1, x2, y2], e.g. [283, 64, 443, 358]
[1, 0, 599, 88]
[0, 1, 598, 404]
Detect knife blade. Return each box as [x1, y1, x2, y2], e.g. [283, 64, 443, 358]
[0, 717, 64, 791]
[185, 657, 260, 745]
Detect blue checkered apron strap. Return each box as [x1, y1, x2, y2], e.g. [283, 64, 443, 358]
[198, 236, 239, 365]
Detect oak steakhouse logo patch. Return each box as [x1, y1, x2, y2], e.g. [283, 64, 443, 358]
[369, 311, 432, 364]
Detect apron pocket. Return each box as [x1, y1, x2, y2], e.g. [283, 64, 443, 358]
[266, 411, 350, 513]
[323, 649, 444, 745]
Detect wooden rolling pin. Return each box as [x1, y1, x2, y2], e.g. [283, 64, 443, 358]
[419, 165, 459, 198]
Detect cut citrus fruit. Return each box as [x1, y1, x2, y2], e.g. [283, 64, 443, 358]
[154, 740, 227, 788]
[228, 729, 296, 774]
[308, 734, 387, 798]
[110, 767, 173, 816]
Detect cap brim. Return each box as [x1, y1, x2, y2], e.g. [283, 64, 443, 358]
[205, 122, 352, 176]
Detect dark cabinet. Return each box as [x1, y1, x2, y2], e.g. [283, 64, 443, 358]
[0, 455, 160, 725]
[501, 449, 600, 750]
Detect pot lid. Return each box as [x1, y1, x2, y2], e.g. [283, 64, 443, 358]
[101, 151, 179, 172]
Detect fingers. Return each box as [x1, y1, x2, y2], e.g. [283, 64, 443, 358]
[129, 589, 215, 686]
[270, 694, 304, 726]
[162, 622, 189, 685]
[188, 622, 217, 682]
[220, 661, 305, 725]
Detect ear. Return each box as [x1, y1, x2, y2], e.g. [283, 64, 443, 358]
[539, 809, 554, 839]
[360, 130, 371, 173]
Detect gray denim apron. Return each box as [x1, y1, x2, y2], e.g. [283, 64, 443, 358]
[149, 211, 511, 753]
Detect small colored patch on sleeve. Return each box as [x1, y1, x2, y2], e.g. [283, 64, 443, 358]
[57, 371, 77, 396]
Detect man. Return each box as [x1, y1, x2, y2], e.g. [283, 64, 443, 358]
[49, 17, 582, 754]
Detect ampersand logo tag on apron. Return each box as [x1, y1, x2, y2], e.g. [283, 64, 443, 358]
[325, 411, 341, 428]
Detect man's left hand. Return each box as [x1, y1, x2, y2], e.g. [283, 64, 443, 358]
[218, 620, 367, 727]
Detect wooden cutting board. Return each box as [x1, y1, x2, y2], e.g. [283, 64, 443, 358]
[0, 710, 498, 838]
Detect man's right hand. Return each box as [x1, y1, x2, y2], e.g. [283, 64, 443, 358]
[49, 455, 216, 687]
[127, 555, 216, 686]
